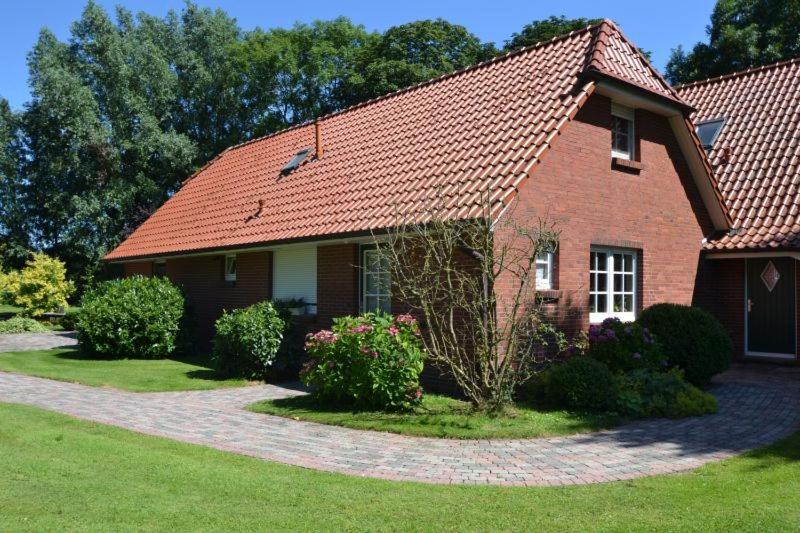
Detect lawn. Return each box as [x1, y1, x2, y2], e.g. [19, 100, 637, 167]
[1, 402, 799, 531]
[248, 393, 619, 439]
[0, 348, 248, 392]
[0, 304, 21, 316]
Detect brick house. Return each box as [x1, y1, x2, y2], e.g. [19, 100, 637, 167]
[105, 20, 732, 353]
[677, 59, 800, 363]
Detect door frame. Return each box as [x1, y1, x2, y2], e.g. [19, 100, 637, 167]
[744, 258, 797, 359]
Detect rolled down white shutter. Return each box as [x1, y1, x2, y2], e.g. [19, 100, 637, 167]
[272, 247, 317, 312]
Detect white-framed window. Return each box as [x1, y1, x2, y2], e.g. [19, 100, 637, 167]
[536, 252, 554, 290]
[589, 248, 636, 323]
[361, 247, 391, 313]
[611, 103, 635, 160]
[224, 254, 237, 282]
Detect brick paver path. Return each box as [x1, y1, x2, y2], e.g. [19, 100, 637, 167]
[1, 368, 798, 486]
[0, 331, 77, 352]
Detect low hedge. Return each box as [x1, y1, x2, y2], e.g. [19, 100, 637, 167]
[77, 276, 185, 358]
[638, 304, 733, 385]
[0, 317, 50, 334]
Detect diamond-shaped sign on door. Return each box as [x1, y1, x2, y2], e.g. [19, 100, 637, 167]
[761, 261, 781, 292]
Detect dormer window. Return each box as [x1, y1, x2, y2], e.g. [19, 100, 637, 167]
[611, 103, 635, 160]
[696, 118, 725, 150]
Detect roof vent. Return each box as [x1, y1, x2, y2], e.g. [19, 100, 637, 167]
[281, 148, 311, 175]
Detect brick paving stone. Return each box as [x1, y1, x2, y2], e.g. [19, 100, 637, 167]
[1, 366, 799, 486]
[0, 332, 77, 352]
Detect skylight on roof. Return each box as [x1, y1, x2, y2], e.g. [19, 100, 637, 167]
[696, 118, 725, 150]
[281, 148, 311, 174]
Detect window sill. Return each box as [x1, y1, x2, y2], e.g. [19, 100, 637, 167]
[536, 289, 561, 302]
[612, 157, 643, 173]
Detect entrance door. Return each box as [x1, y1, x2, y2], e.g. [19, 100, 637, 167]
[746, 257, 796, 357]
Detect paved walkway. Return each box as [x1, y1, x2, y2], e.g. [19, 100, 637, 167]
[1, 367, 798, 486]
[0, 331, 77, 352]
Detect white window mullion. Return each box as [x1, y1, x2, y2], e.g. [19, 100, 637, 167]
[589, 248, 636, 323]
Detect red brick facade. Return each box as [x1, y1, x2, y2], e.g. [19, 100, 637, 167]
[494, 94, 716, 338]
[121, 93, 733, 371]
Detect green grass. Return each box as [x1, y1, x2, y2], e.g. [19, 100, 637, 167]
[0, 348, 248, 392]
[248, 393, 620, 439]
[0, 304, 21, 317]
[2, 402, 799, 531]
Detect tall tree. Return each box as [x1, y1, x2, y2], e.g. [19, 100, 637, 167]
[666, 0, 800, 84]
[504, 16, 601, 51]
[0, 98, 28, 268]
[344, 19, 498, 105]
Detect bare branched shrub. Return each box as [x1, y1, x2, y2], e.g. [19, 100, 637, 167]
[375, 190, 565, 411]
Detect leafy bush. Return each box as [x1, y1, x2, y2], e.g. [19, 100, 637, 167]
[638, 303, 733, 385]
[586, 318, 666, 373]
[213, 301, 285, 379]
[537, 357, 618, 411]
[616, 368, 717, 418]
[0, 316, 50, 334]
[77, 276, 185, 359]
[59, 308, 82, 331]
[1, 253, 74, 317]
[301, 312, 425, 410]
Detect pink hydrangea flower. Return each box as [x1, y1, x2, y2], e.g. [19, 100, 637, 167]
[351, 323, 373, 334]
[387, 325, 400, 336]
[395, 314, 417, 326]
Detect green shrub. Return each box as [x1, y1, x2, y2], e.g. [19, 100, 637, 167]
[616, 368, 717, 418]
[301, 312, 425, 410]
[0, 316, 50, 334]
[59, 308, 82, 331]
[1, 253, 74, 317]
[638, 303, 733, 385]
[587, 318, 666, 373]
[213, 301, 285, 379]
[77, 276, 185, 359]
[542, 357, 618, 411]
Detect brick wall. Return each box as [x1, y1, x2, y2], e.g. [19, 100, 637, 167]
[694, 257, 745, 358]
[317, 244, 359, 328]
[495, 94, 717, 338]
[124, 251, 272, 348]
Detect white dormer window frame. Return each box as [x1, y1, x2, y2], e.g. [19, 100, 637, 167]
[611, 103, 635, 160]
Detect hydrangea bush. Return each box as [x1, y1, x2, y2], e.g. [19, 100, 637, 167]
[586, 318, 666, 373]
[301, 312, 425, 410]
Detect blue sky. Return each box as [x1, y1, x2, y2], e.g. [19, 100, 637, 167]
[1, 0, 716, 110]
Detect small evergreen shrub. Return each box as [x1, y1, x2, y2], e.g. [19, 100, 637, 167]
[301, 312, 425, 410]
[616, 368, 717, 418]
[0, 316, 49, 334]
[212, 301, 285, 379]
[1, 253, 74, 317]
[587, 317, 666, 373]
[638, 303, 733, 385]
[542, 356, 618, 411]
[77, 276, 185, 359]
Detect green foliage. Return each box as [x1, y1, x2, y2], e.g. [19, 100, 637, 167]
[301, 312, 425, 410]
[616, 369, 718, 418]
[638, 303, 733, 385]
[541, 356, 619, 411]
[0, 316, 49, 334]
[586, 318, 666, 373]
[505, 16, 602, 50]
[58, 307, 82, 331]
[77, 275, 184, 358]
[212, 301, 286, 379]
[1, 252, 74, 316]
[666, 0, 800, 84]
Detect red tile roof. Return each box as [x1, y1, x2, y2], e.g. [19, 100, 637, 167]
[106, 20, 694, 261]
[677, 58, 800, 251]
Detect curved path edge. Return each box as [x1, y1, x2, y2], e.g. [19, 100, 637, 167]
[1, 368, 799, 486]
